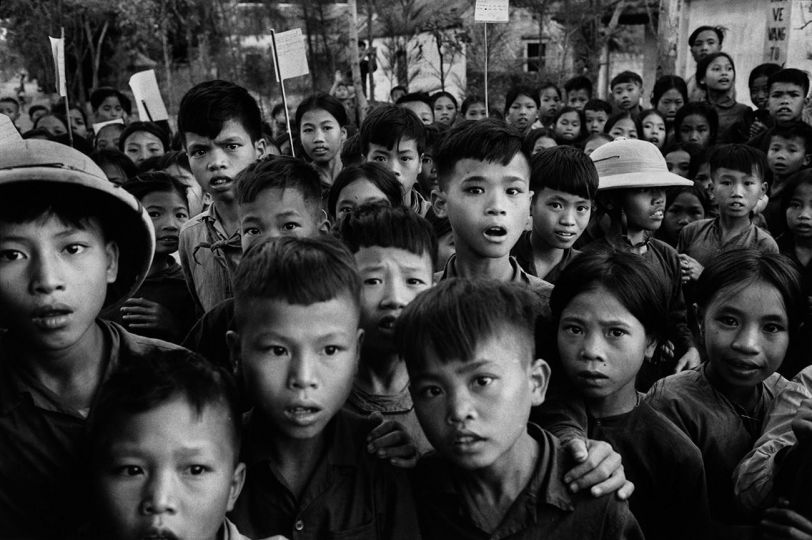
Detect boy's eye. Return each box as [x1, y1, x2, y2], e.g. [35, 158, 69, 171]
[406, 277, 427, 286]
[148, 211, 160, 218]
[417, 385, 442, 399]
[324, 345, 341, 356]
[282, 222, 301, 231]
[0, 249, 25, 262]
[548, 201, 563, 210]
[190, 149, 206, 158]
[363, 277, 382, 286]
[473, 376, 494, 387]
[226, 144, 240, 151]
[373, 155, 387, 163]
[763, 323, 786, 334]
[577, 205, 591, 213]
[115, 465, 144, 477]
[64, 244, 87, 255]
[506, 187, 523, 196]
[177, 212, 189, 220]
[717, 316, 738, 327]
[270, 346, 287, 356]
[186, 465, 208, 476]
[561, 324, 583, 335]
[608, 328, 627, 338]
[243, 227, 260, 236]
[465, 186, 484, 195]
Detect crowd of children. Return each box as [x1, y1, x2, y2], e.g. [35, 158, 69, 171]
[1, 21, 812, 540]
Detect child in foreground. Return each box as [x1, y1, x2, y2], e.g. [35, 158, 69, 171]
[86, 349, 249, 540]
[395, 279, 643, 539]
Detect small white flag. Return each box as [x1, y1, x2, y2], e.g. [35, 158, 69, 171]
[49, 37, 67, 97]
[0, 114, 22, 145]
[129, 70, 169, 122]
[474, 0, 510, 23]
[272, 29, 310, 81]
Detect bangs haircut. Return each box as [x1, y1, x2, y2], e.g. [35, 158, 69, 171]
[666, 183, 709, 213]
[177, 80, 262, 144]
[90, 87, 132, 115]
[235, 155, 322, 208]
[530, 145, 598, 200]
[603, 111, 636, 134]
[88, 349, 242, 465]
[137, 150, 191, 174]
[295, 92, 348, 128]
[688, 25, 725, 46]
[124, 171, 189, 207]
[340, 133, 363, 168]
[460, 95, 485, 115]
[504, 86, 540, 115]
[651, 76, 688, 109]
[233, 236, 361, 324]
[749, 63, 781, 87]
[695, 248, 805, 340]
[610, 71, 643, 88]
[768, 68, 810, 96]
[771, 122, 812, 154]
[708, 143, 769, 180]
[359, 104, 426, 155]
[696, 52, 736, 90]
[583, 98, 612, 116]
[564, 76, 593, 95]
[431, 91, 458, 109]
[523, 127, 556, 157]
[674, 102, 719, 144]
[118, 121, 171, 153]
[780, 169, 812, 218]
[434, 118, 524, 189]
[394, 278, 543, 370]
[327, 163, 403, 219]
[551, 249, 669, 342]
[337, 204, 438, 268]
[90, 148, 139, 181]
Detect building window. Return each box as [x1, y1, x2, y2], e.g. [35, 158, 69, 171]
[525, 41, 545, 72]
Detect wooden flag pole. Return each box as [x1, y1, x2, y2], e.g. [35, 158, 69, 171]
[60, 27, 74, 148]
[484, 23, 489, 117]
[270, 30, 296, 157]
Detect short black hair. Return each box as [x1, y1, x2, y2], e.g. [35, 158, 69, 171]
[504, 86, 540, 115]
[137, 149, 191, 174]
[359, 104, 426, 154]
[233, 236, 361, 328]
[431, 91, 458, 109]
[88, 349, 242, 465]
[270, 103, 286, 118]
[390, 85, 408, 96]
[90, 87, 132, 115]
[522, 127, 556, 157]
[340, 133, 364, 168]
[295, 92, 348, 129]
[610, 71, 643, 88]
[551, 249, 669, 343]
[665, 183, 709, 216]
[768, 68, 811, 97]
[688, 146, 713, 180]
[434, 119, 526, 189]
[749, 63, 782, 87]
[780, 169, 812, 219]
[337, 203, 438, 268]
[583, 98, 612, 116]
[51, 102, 88, 128]
[770, 122, 812, 155]
[395, 278, 543, 370]
[564, 76, 593, 96]
[709, 143, 769, 180]
[396, 92, 432, 109]
[178, 80, 262, 144]
[530, 146, 598, 201]
[34, 113, 68, 132]
[90, 148, 139, 181]
[460, 95, 485, 115]
[235, 155, 322, 209]
[696, 52, 735, 90]
[603, 111, 636, 135]
[674, 102, 719, 145]
[327, 163, 403, 219]
[124, 170, 189, 207]
[0, 96, 20, 111]
[27, 104, 48, 120]
[118, 121, 171, 153]
[662, 141, 703, 163]
[688, 25, 725, 46]
[552, 106, 586, 142]
[651, 76, 688, 108]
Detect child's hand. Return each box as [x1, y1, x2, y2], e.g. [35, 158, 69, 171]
[791, 398, 812, 445]
[562, 438, 634, 500]
[365, 411, 419, 468]
[120, 298, 177, 333]
[678, 254, 703, 282]
[750, 119, 769, 140]
[760, 499, 812, 540]
[674, 347, 701, 373]
[658, 340, 675, 361]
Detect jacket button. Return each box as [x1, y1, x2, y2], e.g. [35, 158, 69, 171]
[295, 520, 304, 531]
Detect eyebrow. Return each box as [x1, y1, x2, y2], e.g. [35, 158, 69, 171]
[560, 315, 632, 328]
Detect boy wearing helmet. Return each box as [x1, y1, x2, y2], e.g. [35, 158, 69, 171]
[0, 139, 181, 537]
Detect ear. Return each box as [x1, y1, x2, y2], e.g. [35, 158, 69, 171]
[804, 154, 811, 167]
[645, 338, 658, 361]
[225, 462, 247, 511]
[226, 330, 241, 376]
[318, 209, 331, 234]
[761, 181, 768, 195]
[431, 188, 448, 218]
[105, 241, 119, 284]
[254, 137, 267, 160]
[529, 358, 551, 407]
[353, 328, 365, 375]
[340, 126, 348, 145]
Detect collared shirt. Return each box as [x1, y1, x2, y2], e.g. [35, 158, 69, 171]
[510, 231, 580, 284]
[434, 255, 553, 320]
[179, 204, 242, 315]
[0, 320, 184, 538]
[411, 424, 643, 540]
[678, 217, 778, 269]
[230, 409, 420, 540]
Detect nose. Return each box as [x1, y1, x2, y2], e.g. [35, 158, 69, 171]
[381, 276, 408, 310]
[288, 352, 319, 390]
[140, 470, 177, 516]
[313, 128, 325, 143]
[730, 324, 761, 355]
[30, 252, 66, 295]
[688, 130, 700, 143]
[207, 147, 228, 171]
[446, 388, 476, 425]
[579, 331, 606, 362]
[485, 190, 507, 216]
[559, 207, 577, 226]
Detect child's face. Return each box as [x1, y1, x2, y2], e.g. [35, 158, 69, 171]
[124, 131, 165, 166]
[436, 231, 455, 270]
[356, 246, 433, 354]
[538, 88, 561, 118]
[299, 108, 347, 166]
[584, 109, 608, 134]
[0, 101, 19, 122]
[435, 154, 532, 260]
[365, 138, 421, 198]
[690, 30, 722, 62]
[96, 398, 244, 540]
[665, 149, 691, 178]
[662, 191, 705, 243]
[464, 102, 487, 121]
[608, 118, 638, 139]
[619, 188, 666, 232]
[336, 178, 392, 218]
[239, 187, 325, 253]
[96, 125, 124, 151]
[641, 113, 666, 148]
[702, 281, 789, 389]
[100, 164, 128, 186]
[768, 135, 810, 178]
[38, 115, 68, 137]
[768, 83, 808, 125]
[68, 108, 88, 138]
[0, 215, 118, 350]
[410, 331, 548, 471]
[506, 94, 538, 132]
[531, 188, 591, 249]
[142, 191, 190, 256]
[656, 89, 685, 121]
[401, 101, 434, 125]
[532, 136, 557, 155]
[420, 154, 437, 193]
[554, 111, 581, 141]
[233, 295, 362, 440]
[701, 56, 734, 92]
[611, 82, 641, 111]
[787, 182, 812, 239]
[185, 119, 266, 204]
[750, 75, 770, 109]
[694, 162, 714, 203]
[558, 287, 655, 414]
[712, 167, 766, 217]
[678, 114, 712, 148]
[567, 89, 590, 110]
[433, 96, 457, 126]
[96, 96, 126, 122]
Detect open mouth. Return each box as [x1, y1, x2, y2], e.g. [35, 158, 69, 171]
[209, 176, 232, 187]
[483, 226, 508, 239]
[727, 358, 760, 373]
[377, 314, 398, 332]
[285, 403, 322, 424]
[141, 530, 180, 540]
[32, 305, 73, 330]
[453, 432, 486, 449]
[651, 209, 664, 219]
